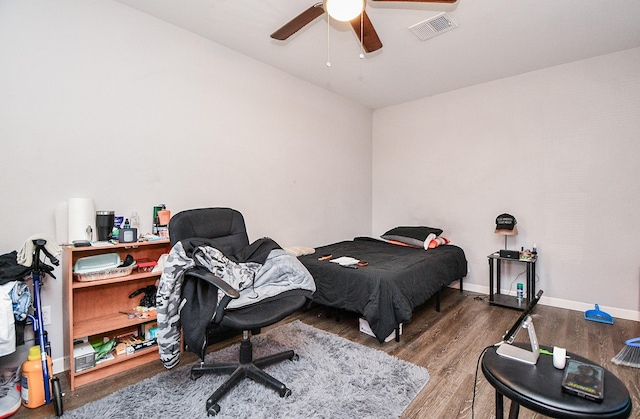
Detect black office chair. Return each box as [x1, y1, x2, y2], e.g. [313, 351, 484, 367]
[168, 208, 312, 416]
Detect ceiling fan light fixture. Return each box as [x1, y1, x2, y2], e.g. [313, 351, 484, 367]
[324, 0, 365, 22]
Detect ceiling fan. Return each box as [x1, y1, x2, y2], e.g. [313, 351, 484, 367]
[270, 0, 457, 53]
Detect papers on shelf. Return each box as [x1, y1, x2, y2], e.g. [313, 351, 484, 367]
[91, 241, 114, 247]
[330, 256, 359, 266]
[95, 352, 114, 365]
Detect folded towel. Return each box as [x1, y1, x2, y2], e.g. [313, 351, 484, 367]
[17, 234, 61, 267]
[283, 246, 315, 257]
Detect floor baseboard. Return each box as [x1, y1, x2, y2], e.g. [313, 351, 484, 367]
[449, 282, 640, 321]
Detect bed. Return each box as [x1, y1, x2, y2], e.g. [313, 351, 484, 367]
[298, 234, 467, 343]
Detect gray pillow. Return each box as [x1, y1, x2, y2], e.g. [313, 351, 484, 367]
[381, 226, 443, 247]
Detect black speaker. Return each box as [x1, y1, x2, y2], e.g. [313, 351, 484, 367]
[118, 228, 138, 243]
[499, 249, 520, 259]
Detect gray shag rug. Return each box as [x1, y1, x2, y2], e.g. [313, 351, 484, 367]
[59, 321, 429, 418]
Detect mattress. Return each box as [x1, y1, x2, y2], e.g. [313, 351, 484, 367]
[299, 237, 467, 342]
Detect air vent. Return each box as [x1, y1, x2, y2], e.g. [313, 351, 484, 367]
[409, 12, 457, 41]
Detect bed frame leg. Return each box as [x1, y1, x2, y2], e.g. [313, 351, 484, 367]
[436, 290, 441, 312]
[395, 327, 401, 342]
[321, 306, 342, 322]
[460, 278, 464, 292]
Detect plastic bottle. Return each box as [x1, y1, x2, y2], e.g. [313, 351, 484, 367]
[130, 212, 140, 230]
[516, 283, 524, 304]
[152, 205, 165, 235]
[21, 346, 52, 408]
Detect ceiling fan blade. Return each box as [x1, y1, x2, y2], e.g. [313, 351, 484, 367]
[270, 3, 325, 40]
[370, 0, 457, 3]
[349, 11, 383, 53]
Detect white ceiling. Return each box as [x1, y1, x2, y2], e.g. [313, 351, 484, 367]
[112, 0, 640, 109]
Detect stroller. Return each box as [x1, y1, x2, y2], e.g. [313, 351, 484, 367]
[22, 239, 64, 416]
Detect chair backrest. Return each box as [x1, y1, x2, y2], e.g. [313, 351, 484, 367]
[168, 208, 250, 255]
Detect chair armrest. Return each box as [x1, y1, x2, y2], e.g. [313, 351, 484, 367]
[185, 267, 240, 299]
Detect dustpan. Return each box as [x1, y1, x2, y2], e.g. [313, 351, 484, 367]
[585, 304, 614, 324]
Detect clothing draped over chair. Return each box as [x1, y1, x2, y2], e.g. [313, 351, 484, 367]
[156, 237, 315, 368]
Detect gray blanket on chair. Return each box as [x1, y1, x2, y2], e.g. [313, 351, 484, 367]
[157, 241, 315, 368]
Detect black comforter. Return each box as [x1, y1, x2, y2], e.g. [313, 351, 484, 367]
[299, 237, 467, 342]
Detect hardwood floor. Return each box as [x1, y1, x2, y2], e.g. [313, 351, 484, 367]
[13, 289, 640, 418]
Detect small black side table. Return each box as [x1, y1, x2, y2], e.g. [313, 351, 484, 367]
[488, 252, 537, 310]
[482, 344, 632, 419]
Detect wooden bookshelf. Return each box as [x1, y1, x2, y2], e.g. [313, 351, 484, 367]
[63, 240, 170, 390]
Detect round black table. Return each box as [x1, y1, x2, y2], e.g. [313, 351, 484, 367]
[481, 345, 632, 419]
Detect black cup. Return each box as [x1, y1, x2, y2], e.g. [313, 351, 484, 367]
[96, 211, 115, 241]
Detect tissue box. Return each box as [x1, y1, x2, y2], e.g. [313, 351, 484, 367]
[73, 341, 96, 372]
[358, 318, 402, 343]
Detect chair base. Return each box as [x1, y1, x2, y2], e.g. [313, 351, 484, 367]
[190, 332, 297, 416]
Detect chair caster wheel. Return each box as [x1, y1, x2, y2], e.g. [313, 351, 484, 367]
[191, 372, 203, 381]
[280, 387, 292, 398]
[206, 402, 220, 416]
[290, 353, 299, 362]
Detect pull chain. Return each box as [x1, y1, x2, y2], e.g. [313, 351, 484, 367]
[359, 12, 365, 59]
[326, 15, 331, 67]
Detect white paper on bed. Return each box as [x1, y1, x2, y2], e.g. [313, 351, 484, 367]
[330, 256, 359, 266]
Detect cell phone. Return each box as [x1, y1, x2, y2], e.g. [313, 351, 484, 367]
[561, 359, 604, 402]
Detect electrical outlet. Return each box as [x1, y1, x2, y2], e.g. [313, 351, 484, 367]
[42, 305, 52, 326]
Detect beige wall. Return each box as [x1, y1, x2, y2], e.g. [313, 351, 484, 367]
[373, 47, 640, 318]
[2, 0, 638, 373]
[0, 0, 372, 369]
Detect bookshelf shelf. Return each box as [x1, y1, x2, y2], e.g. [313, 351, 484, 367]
[63, 240, 170, 390]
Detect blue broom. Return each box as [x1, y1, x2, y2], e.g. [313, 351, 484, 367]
[584, 304, 614, 324]
[612, 338, 640, 368]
